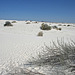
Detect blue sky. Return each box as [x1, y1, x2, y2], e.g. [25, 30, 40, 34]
[0, 0, 75, 23]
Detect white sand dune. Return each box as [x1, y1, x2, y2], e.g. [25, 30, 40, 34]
[0, 20, 75, 75]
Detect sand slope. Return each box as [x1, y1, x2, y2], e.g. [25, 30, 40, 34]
[0, 20, 75, 75]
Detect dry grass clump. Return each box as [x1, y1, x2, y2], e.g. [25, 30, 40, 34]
[37, 31, 43, 36]
[12, 21, 17, 23]
[40, 23, 51, 30]
[30, 39, 75, 73]
[4, 21, 13, 26]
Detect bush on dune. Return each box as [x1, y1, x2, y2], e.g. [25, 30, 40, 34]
[63, 25, 66, 26]
[52, 25, 58, 29]
[52, 26, 62, 31]
[58, 28, 62, 30]
[12, 21, 17, 23]
[34, 21, 38, 23]
[30, 39, 75, 74]
[56, 28, 62, 31]
[26, 22, 31, 24]
[37, 31, 43, 36]
[67, 25, 71, 27]
[58, 24, 62, 26]
[4, 21, 13, 26]
[40, 23, 51, 30]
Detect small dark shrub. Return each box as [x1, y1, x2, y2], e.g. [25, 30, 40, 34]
[26, 22, 31, 24]
[40, 23, 51, 30]
[58, 28, 62, 30]
[56, 28, 59, 30]
[28, 40, 75, 75]
[52, 26, 58, 29]
[37, 31, 43, 36]
[58, 24, 62, 26]
[34, 21, 38, 23]
[63, 25, 66, 26]
[67, 25, 70, 26]
[12, 21, 16, 23]
[4, 21, 13, 26]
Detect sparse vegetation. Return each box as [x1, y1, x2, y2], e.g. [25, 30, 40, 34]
[30, 39, 75, 74]
[58, 28, 62, 30]
[40, 23, 51, 30]
[58, 24, 62, 26]
[12, 21, 17, 23]
[34, 21, 38, 23]
[51, 26, 62, 31]
[67, 25, 71, 26]
[63, 25, 66, 26]
[26, 22, 31, 24]
[37, 31, 43, 36]
[52, 26, 58, 29]
[4, 21, 13, 26]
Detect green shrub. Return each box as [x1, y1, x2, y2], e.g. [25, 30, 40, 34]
[4, 21, 13, 26]
[40, 23, 51, 30]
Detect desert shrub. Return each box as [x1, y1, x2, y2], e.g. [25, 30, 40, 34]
[30, 39, 75, 73]
[58, 28, 62, 30]
[34, 21, 38, 23]
[12, 21, 16, 23]
[52, 26, 61, 30]
[52, 26, 58, 29]
[40, 23, 51, 30]
[56, 28, 59, 30]
[37, 31, 43, 36]
[67, 25, 70, 26]
[26, 22, 31, 24]
[58, 24, 62, 26]
[63, 25, 66, 26]
[4, 21, 13, 26]
[41, 23, 44, 26]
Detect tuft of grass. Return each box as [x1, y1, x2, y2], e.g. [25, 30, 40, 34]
[30, 39, 75, 72]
